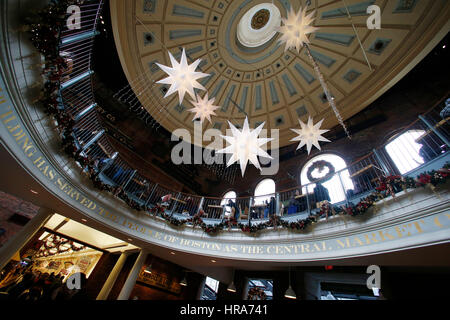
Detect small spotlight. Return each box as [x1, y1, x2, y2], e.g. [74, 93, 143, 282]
[227, 282, 236, 293]
[284, 285, 297, 299]
[30, 189, 39, 195]
[170, 252, 175, 255]
[443, 45, 446, 49]
[144, 264, 152, 274]
[211, 260, 217, 263]
[81, 218, 87, 222]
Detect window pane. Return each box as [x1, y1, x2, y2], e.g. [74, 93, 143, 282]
[221, 191, 236, 216]
[385, 130, 425, 174]
[254, 179, 275, 205]
[247, 279, 273, 300]
[201, 277, 219, 300]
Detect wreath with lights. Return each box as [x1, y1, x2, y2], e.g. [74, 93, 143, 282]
[36, 235, 85, 258]
[307, 160, 335, 183]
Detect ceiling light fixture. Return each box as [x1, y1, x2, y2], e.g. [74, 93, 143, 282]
[227, 269, 237, 293]
[156, 48, 210, 104]
[144, 257, 153, 274]
[284, 267, 297, 299]
[290, 116, 330, 155]
[227, 281, 237, 293]
[180, 274, 188, 286]
[189, 93, 220, 124]
[30, 189, 39, 194]
[218, 117, 273, 176]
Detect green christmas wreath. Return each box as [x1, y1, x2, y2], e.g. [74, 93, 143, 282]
[307, 160, 336, 183]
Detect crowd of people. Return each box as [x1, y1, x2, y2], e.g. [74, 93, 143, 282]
[0, 263, 88, 301]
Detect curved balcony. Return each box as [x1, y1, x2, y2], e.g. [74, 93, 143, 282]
[0, 0, 449, 265]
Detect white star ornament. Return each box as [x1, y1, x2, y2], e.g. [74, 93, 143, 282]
[217, 117, 273, 176]
[290, 117, 330, 155]
[189, 93, 220, 124]
[156, 48, 210, 104]
[278, 6, 319, 52]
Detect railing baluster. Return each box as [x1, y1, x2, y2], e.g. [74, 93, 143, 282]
[419, 115, 450, 148]
[61, 30, 100, 46]
[81, 129, 104, 151]
[74, 103, 97, 121]
[61, 70, 94, 90]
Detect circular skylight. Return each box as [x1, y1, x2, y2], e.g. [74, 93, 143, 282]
[237, 3, 281, 48]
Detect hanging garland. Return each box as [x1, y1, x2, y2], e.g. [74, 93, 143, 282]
[306, 160, 336, 183]
[147, 164, 449, 235]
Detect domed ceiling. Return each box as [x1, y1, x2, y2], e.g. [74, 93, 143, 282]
[110, 0, 449, 148]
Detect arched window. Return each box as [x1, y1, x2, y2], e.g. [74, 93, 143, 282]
[385, 130, 426, 174]
[254, 179, 276, 205]
[220, 191, 237, 217]
[300, 154, 354, 204]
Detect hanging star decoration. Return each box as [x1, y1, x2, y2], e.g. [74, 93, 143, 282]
[278, 6, 319, 52]
[188, 93, 220, 124]
[156, 48, 210, 104]
[290, 117, 330, 155]
[218, 117, 273, 176]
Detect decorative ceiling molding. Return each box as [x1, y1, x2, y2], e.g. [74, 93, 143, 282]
[110, 0, 450, 148]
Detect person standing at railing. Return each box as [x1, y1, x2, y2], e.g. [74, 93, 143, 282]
[286, 190, 305, 214]
[249, 198, 260, 219]
[313, 182, 331, 209]
[228, 200, 239, 220]
[183, 197, 196, 216]
[269, 197, 276, 217]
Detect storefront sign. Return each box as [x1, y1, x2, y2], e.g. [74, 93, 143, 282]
[137, 269, 181, 294]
